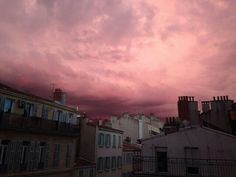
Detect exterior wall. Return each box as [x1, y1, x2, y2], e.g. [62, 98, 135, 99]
[0, 87, 78, 125]
[122, 151, 133, 177]
[142, 126, 236, 159]
[110, 114, 163, 144]
[111, 114, 139, 144]
[0, 130, 78, 177]
[73, 167, 96, 177]
[96, 129, 123, 177]
[0, 84, 80, 177]
[79, 122, 96, 162]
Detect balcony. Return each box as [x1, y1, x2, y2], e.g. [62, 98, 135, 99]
[0, 112, 79, 136]
[132, 156, 236, 177]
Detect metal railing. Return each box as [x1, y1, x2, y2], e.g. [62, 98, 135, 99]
[0, 112, 79, 136]
[132, 156, 236, 177]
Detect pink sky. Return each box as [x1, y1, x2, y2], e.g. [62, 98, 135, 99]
[0, 0, 236, 118]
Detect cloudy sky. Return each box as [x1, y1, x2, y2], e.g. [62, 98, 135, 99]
[0, 0, 236, 118]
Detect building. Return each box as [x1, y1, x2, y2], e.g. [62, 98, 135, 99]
[0, 83, 80, 177]
[178, 96, 199, 125]
[200, 96, 234, 134]
[73, 159, 96, 177]
[122, 143, 141, 177]
[107, 113, 164, 144]
[79, 118, 123, 177]
[162, 117, 180, 134]
[134, 125, 236, 177]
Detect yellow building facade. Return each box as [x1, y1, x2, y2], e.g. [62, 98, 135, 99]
[0, 83, 82, 177]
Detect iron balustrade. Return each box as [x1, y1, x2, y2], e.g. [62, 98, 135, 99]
[132, 156, 236, 177]
[0, 112, 79, 136]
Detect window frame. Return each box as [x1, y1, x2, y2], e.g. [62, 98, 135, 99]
[105, 134, 111, 148]
[111, 156, 116, 170]
[98, 133, 104, 147]
[97, 157, 103, 172]
[112, 135, 116, 148]
[105, 157, 111, 171]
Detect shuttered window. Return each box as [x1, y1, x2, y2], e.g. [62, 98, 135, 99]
[97, 157, 103, 172]
[111, 156, 116, 169]
[118, 136, 122, 148]
[3, 98, 13, 113]
[41, 106, 49, 119]
[117, 156, 122, 169]
[0, 140, 9, 166]
[105, 134, 111, 148]
[66, 144, 72, 167]
[112, 135, 116, 148]
[98, 133, 104, 147]
[105, 157, 110, 170]
[53, 144, 60, 168]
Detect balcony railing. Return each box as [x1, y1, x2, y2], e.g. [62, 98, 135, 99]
[0, 112, 79, 136]
[132, 156, 236, 177]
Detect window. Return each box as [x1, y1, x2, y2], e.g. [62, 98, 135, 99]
[3, 98, 13, 113]
[37, 142, 47, 169]
[184, 147, 200, 175]
[57, 110, 63, 122]
[112, 135, 116, 148]
[97, 157, 103, 172]
[24, 103, 34, 117]
[53, 144, 60, 168]
[98, 133, 104, 147]
[118, 136, 122, 148]
[105, 157, 110, 170]
[79, 169, 84, 177]
[70, 113, 77, 125]
[62, 112, 68, 123]
[111, 156, 116, 170]
[41, 106, 49, 119]
[66, 144, 72, 167]
[105, 134, 111, 148]
[89, 169, 94, 177]
[117, 156, 122, 169]
[0, 140, 9, 165]
[21, 141, 30, 165]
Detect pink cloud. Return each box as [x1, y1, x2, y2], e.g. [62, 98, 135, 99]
[0, 0, 236, 118]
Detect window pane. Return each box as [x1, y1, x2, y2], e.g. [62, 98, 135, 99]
[113, 135, 116, 148]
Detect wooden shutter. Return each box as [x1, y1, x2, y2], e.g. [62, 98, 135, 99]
[27, 142, 35, 171]
[33, 142, 40, 170]
[33, 104, 38, 117]
[53, 110, 58, 121]
[6, 141, 16, 171]
[44, 143, 50, 169]
[14, 141, 23, 172]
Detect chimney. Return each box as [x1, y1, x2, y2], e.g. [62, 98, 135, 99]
[220, 96, 223, 101]
[99, 119, 103, 126]
[223, 96, 226, 101]
[213, 96, 216, 101]
[217, 96, 219, 101]
[53, 88, 66, 105]
[226, 95, 229, 100]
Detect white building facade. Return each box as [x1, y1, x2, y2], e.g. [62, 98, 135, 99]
[79, 118, 123, 177]
[96, 126, 123, 177]
[138, 126, 236, 177]
[108, 113, 164, 144]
